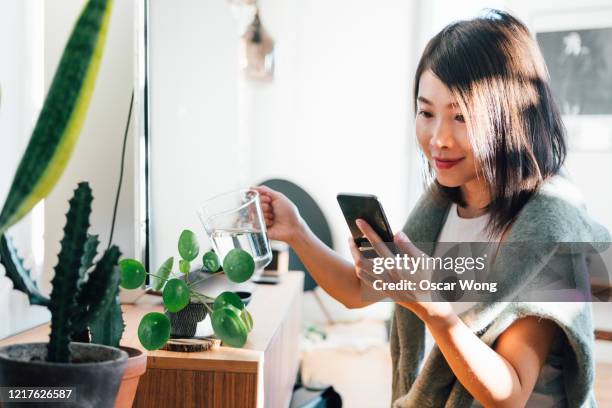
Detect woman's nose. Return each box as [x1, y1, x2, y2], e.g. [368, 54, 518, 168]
[430, 119, 455, 150]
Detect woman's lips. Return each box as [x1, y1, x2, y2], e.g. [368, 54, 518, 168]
[434, 157, 464, 169]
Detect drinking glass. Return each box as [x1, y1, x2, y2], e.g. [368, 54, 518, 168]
[198, 189, 272, 276]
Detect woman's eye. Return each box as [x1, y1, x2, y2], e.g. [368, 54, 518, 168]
[454, 114, 465, 123]
[418, 110, 433, 118]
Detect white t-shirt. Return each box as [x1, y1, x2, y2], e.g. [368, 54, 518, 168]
[424, 203, 566, 408]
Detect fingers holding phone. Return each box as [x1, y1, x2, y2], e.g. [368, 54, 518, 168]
[337, 193, 395, 259]
[355, 218, 395, 259]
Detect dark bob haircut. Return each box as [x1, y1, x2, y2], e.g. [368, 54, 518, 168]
[415, 9, 567, 238]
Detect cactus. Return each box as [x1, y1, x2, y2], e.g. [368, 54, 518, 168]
[21, 182, 122, 363]
[1, 183, 126, 361]
[47, 183, 93, 362]
[71, 234, 101, 342]
[78, 251, 126, 347]
[89, 292, 125, 347]
[72, 246, 121, 333]
[78, 234, 100, 287]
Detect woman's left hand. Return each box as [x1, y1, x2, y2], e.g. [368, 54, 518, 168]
[348, 219, 455, 323]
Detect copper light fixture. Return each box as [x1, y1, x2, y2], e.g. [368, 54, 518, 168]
[240, 8, 275, 81]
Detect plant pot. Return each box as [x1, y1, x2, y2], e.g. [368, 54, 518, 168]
[0, 342, 127, 408]
[165, 302, 208, 338]
[235, 291, 252, 307]
[114, 346, 147, 408]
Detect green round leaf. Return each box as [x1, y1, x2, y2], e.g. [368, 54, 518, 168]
[241, 309, 254, 332]
[163, 279, 190, 312]
[202, 251, 220, 272]
[119, 259, 146, 289]
[179, 259, 190, 274]
[223, 249, 255, 283]
[152, 257, 174, 291]
[178, 230, 199, 262]
[138, 312, 171, 350]
[211, 305, 248, 348]
[213, 291, 244, 311]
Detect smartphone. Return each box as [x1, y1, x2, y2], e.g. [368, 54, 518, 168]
[337, 193, 394, 258]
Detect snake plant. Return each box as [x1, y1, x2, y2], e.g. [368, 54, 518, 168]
[0, 0, 113, 236]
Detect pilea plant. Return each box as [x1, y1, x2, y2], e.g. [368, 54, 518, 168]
[119, 232, 257, 350]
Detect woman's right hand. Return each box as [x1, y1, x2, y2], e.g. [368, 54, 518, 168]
[252, 185, 304, 245]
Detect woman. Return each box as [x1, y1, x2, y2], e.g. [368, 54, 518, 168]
[254, 10, 608, 407]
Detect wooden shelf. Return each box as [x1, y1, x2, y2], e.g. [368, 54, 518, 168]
[0, 271, 304, 408]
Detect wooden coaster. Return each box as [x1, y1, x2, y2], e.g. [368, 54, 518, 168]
[161, 337, 221, 352]
[595, 329, 612, 342]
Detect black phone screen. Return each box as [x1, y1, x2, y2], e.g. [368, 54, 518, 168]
[337, 193, 394, 246]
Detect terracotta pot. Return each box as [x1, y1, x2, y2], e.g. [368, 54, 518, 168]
[114, 346, 147, 408]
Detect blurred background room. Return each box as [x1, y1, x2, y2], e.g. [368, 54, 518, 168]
[1, 0, 611, 406]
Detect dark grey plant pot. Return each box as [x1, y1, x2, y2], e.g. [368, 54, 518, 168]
[235, 291, 252, 307]
[0, 342, 128, 408]
[166, 302, 208, 338]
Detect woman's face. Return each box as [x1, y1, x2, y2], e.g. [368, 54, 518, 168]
[416, 70, 477, 188]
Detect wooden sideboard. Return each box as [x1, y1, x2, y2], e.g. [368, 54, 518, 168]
[0, 271, 304, 408]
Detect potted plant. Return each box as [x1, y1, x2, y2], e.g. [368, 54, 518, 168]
[119, 231, 257, 350]
[1, 185, 149, 408]
[0, 0, 143, 406]
[0, 183, 128, 408]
